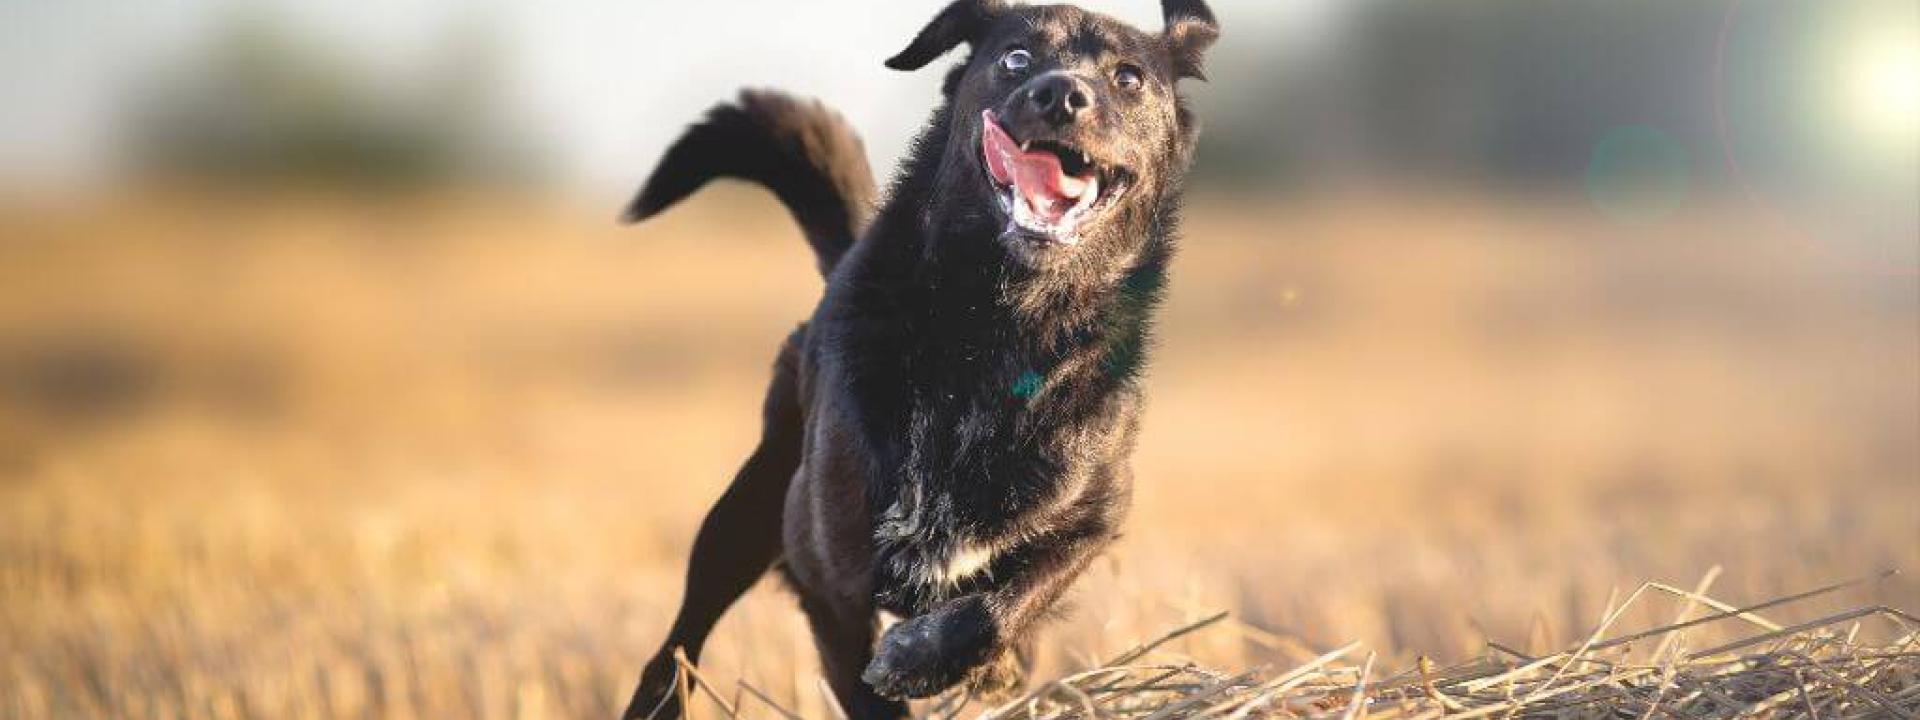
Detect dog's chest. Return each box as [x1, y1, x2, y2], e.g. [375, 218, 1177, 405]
[903, 357, 1064, 492]
[886, 314, 1135, 507]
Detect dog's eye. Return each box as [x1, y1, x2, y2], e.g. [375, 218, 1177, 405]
[1114, 65, 1144, 91]
[1000, 48, 1032, 73]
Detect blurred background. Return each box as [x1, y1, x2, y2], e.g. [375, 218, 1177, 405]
[2, 0, 1916, 717]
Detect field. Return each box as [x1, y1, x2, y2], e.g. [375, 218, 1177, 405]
[1, 188, 1915, 718]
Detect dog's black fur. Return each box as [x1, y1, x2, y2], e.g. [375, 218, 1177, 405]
[621, 2, 1217, 718]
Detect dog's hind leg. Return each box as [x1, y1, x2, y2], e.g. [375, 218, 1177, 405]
[622, 328, 806, 720]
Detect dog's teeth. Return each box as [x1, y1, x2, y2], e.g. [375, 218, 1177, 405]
[1020, 141, 1031, 151]
[1080, 151, 1091, 167]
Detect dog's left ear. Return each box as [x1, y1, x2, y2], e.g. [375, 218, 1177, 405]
[885, 0, 1005, 71]
[1162, 0, 1220, 81]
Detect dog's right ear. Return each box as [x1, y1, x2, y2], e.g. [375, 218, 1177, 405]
[884, 0, 1005, 71]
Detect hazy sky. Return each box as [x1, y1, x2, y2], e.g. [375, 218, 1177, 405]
[0, 0, 1332, 200]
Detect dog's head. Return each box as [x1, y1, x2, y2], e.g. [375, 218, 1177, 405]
[888, 0, 1219, 268]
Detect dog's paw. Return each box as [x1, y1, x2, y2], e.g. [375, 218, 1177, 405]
[861, 606, 993, 700]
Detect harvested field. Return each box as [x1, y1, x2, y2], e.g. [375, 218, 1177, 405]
[1, 190, 1914, 718]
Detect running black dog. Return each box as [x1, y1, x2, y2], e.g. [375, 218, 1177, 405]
[622, 1, 1217, 717]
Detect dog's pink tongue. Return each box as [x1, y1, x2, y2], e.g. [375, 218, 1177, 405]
[982, 112, 1090, 221]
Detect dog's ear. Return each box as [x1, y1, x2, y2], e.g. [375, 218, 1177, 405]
[1162, 0, 1219, 81]
[885, 0, 1005, 71]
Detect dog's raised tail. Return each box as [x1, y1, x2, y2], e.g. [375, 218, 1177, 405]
[624, 90, 876, 278]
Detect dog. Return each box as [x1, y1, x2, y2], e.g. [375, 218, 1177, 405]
[620, 1, 1217, 717]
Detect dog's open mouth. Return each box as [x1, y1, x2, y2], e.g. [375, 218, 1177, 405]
[981, 110, 1130, 244]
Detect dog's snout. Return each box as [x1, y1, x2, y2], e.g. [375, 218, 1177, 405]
[1024, 74, 1094, 126]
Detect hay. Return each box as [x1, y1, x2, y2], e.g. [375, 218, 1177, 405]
[961, 572, 1918, 720]
[681, 571, 1919, 719]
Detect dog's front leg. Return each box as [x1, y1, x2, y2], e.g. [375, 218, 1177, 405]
[860, 523, 1114, 699]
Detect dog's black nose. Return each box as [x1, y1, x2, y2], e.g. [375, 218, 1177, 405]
[1025, 74, 1094, 126]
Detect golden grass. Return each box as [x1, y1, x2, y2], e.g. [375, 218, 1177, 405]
[938, 573, 1920, 720]
[0, 188, 1914, 718]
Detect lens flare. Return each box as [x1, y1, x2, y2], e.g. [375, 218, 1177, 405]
[1587, 125, 1692, 224]
[1837, 20, 1920, 158]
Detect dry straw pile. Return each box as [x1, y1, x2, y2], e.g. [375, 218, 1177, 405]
[665, 571, 1918, 720]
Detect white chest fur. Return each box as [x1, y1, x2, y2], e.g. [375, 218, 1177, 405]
[910, 542, 999, 589]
